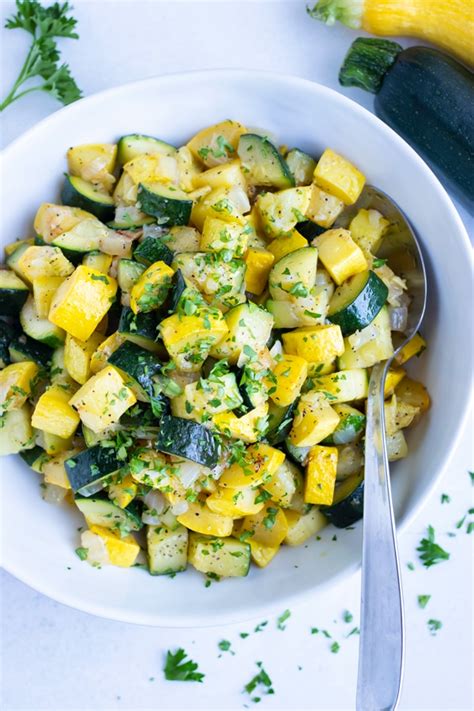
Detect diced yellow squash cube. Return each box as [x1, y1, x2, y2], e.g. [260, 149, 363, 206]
[282, 324, 344, 362]
[395, 377, 431, 414]
[32, 275, 64, 318]
[32, 384, 81, 438]
[305, 185, 345, 228]
[90, 332, 125, 374]
[64, 331, 105, 385]
[107, 475, 138, 509]
[206, 485, 264, 518]
[257, 187, 311, 237]
[0, 361, 39, 413]
[307, 360, 336, 377]
[88, 525, 140, 567]
[241, 502, 288, 547]
[42, 449, 80, 489]
[187, 120, 247, 167]
[17, 246, 74, 282]
[200, 216, 248, 256]
[193, 160, 247, 190]
[124, 153, 178, 186]
[42, 431, 74, 455]
[69, 365, 136, 433]
[313, 229, 368, 285]
[267, 230, 308, 262]
[349, 208, 390, 256]
[289, 390, 340, 447]
[130, 261, 174, 314]
[0, 405, 33, 455]
[49, 265, 117, 341]
[219, 443, 285, 488]
[384, 368, 406, 397]
[34, 204, 92, 244]
[190, 185, 248, 230]
[160, 309, 228, 372]
[212, 403, 269, 443]
[177, 501, 234, 537]
[305, 445, 338, 505]
[269, 354, 308, 407]
[394, 332, 427, 365]
[67, 143, 117, 191]
[264, 460, 297, 508]
[82, 251, 113, 273]
[177, 146, 201, 192]
[284, 507, 328, 546]
[244, 248, 275, 295]
[313, 148, 365, 205]
[249, 539, 280, 568]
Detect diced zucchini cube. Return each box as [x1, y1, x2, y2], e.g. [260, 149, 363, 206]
[176, 502, 233, 537]
[147, 524, 188, 575]
[305, 185, 344, 228]
[256, 187, 311, 237]
[282, 324, 344, 362]
[0, 361, 39, 413]
[244, 248, 275, 295]
[32, 276, 65, 318]
[130, 261, 174, 314]
[0, 404, 34, 455]
[17, 246, 74, 281]
[64, 331, 105, 384]
[160, 308, 228, 372]
[314, 228, 368, 285]
[212, 403, 269, 443]
[241, 502, 288, 548]
[200, 216, 248, 256]
[284, 507, 328, 546]
[349, 208, 389, 256]
[188, 533, 251, 577]
[269, 354, 308, 407]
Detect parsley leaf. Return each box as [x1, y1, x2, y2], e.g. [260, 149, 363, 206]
[417, 526, 450, 568]
[163, 648, 204, 682]
[75, 546, 88, 561]
[342, 610, 353, 623]
[417, 594, 431, 609]
[276, 609, 291, 630]
[244, 661, 274, 699]
[427, 619, 442, 635]
[440, 493, 451, 504]
[1, 0, 82, 112]
[330, 641, 340, 654]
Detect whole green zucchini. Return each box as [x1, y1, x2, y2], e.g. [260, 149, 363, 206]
[339, 39, 474, 209]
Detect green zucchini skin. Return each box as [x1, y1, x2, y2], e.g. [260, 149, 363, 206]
[9, 333, 53, 367]
[65, 445, 122, 493]
[108, 340, 161, 398]
[0, 319, 18, 367]
[295, 220, 325, 240]
[75, 495, 143, 531]
[138, 184, 192, 226]
[156, 414, 221, 468]
[61, 175, 115, 222]
[322, 481, 364, 528]
[328, 270, 388, 336]
[376, 48, 474, 208]
[118, 307, 159, 350]
[266, 400, 298, 445]
[134, 235, 174, 266]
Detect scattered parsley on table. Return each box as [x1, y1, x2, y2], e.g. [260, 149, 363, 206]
[417, 525, 450, 567]
[163, 648, 204, 682]
[417, 595, 431, 609]
[277, 609, 291, 630]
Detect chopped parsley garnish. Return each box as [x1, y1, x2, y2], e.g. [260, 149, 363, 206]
[342, 610, 353, 623]
[440, 493, 451, 504]
[218, 639, 234, 655]
[243, 661, 274, 701]
[417, 526, 450, 567]
[75, 546, 88, 561]
[254, 620, 268, 633]
[90, 273, 110, 284]
[469, 471, 474, 485]
[276, 609, 291, 630]
[427, 619, 442, 635]
[417, 594, 431, 609]
[407, 561, 415, 571]
[163, 648, 204, 682]
[372, 258, 388, 268]
[330, 641, 340, 654]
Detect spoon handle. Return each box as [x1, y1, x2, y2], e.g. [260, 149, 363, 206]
[356, 363, 405, 711]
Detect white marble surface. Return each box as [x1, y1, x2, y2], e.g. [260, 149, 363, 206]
[0, 2, 473, 710]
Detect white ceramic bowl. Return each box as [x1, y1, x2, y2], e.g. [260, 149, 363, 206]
[1, 70, 472, 627]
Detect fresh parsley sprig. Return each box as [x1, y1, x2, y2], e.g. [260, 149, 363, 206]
[163, 648, 205, 682]
[1, 0, 82, 112]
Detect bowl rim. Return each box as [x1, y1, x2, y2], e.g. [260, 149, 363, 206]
[1, 68, 473, 628]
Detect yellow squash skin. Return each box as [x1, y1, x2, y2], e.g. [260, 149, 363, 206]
[363, 0, 473, 67]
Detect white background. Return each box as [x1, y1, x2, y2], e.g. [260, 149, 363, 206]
[0, 1, 473, 710]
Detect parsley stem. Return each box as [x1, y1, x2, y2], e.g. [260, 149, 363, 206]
[0, 42, 39, 111]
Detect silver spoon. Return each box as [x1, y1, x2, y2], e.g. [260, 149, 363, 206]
[337, 186, 427, 711]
